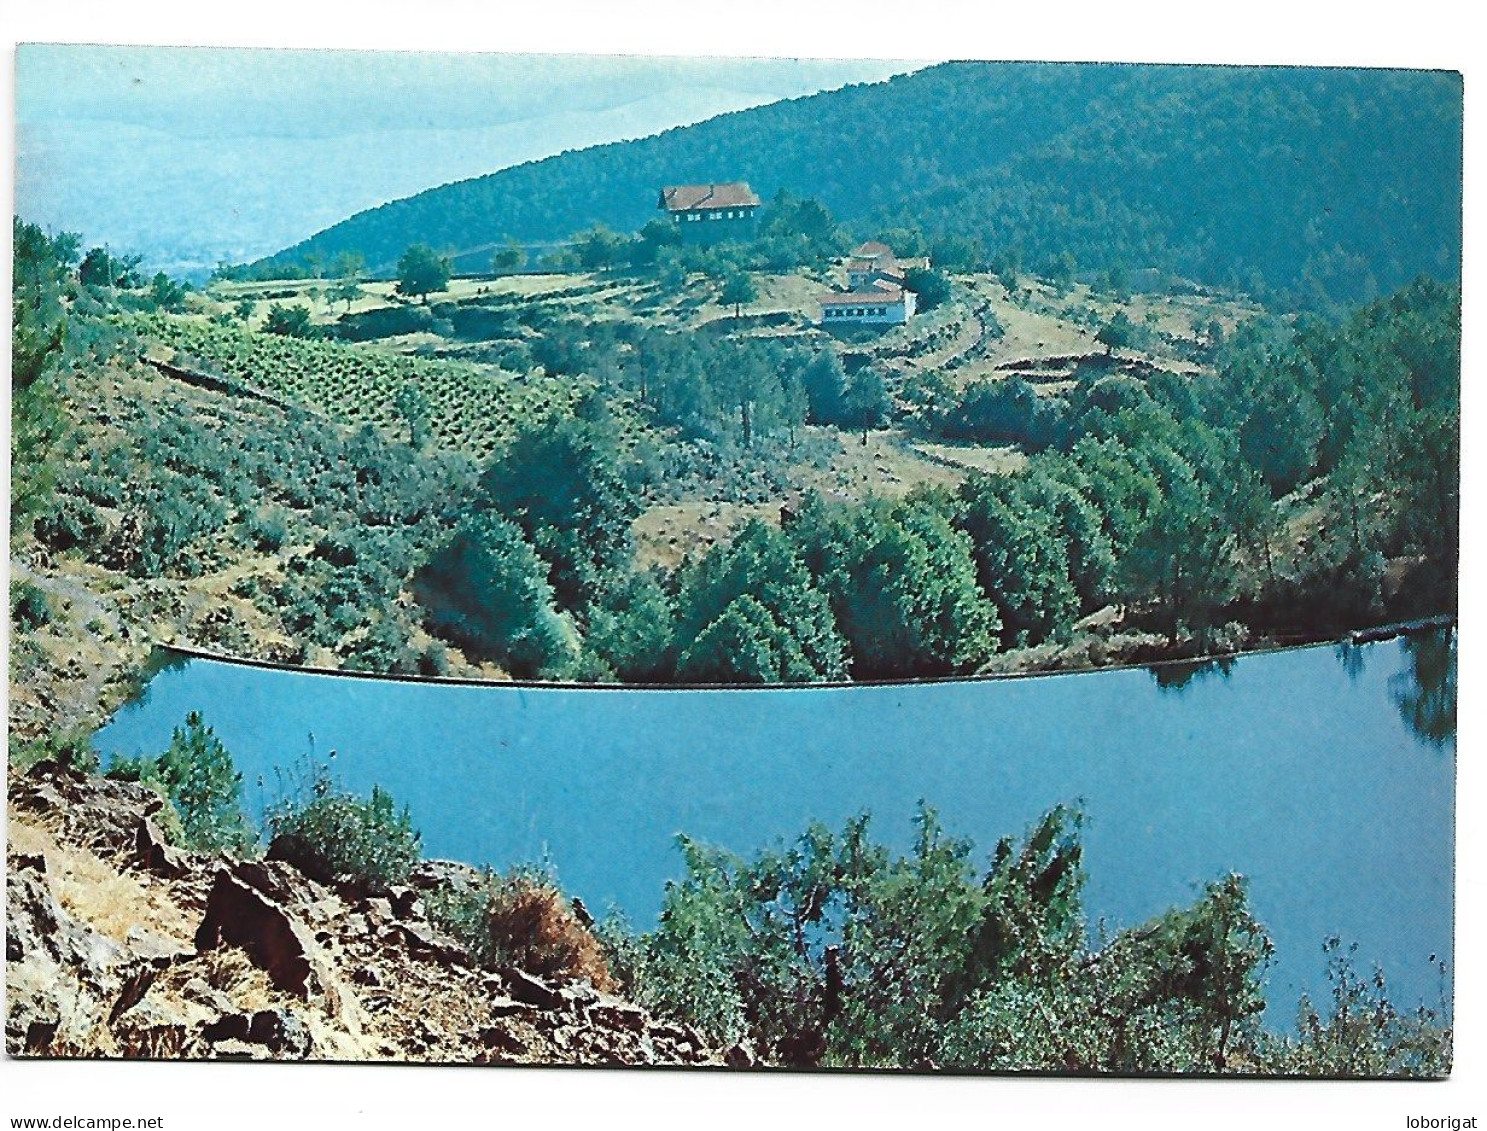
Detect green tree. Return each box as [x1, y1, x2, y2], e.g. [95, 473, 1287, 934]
[11, 219, 74, 524]
[262, 302, 318, 337]
[396, 243, 452, 303]
[903, 266, 951, 311]
[479, 411, 641, 610]
[394, 383, 430, 449]
[329, 250, 365, 280]
[719, 270, 758, 321]
[576, 225, 626, 272]
[1096, 310, 1136, 355]
[329, 275, 365, 314]
[585, 571, 676, 682]
[492, 240, 526, 274]
[79, 245, 141, 289]
[794, 494, 1001, 678]
[412, 512, 578, 677]
[843, 366, 891, 443]
[148, 271, 186, 311]
[110, 711, 255, 854]
[1120, 468, 1238, 644]
[674, 520, 847, 683]
[957, 472, 1079, 647]
[800, 349, 849, 426]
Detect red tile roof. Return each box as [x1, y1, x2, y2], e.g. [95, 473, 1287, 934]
[819, 284, 908, 306]
[852, 241, 896, 258]
[659, 183, 761, 212]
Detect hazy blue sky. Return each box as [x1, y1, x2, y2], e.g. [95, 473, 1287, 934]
[16, 45, 920, 275]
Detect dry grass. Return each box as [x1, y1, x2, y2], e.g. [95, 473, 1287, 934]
[634, 500, 781, 571]
[483, 879, 617, 993]
[912, 441, 1028, 476]
[9, 817, 196, 948]
[796, 428, 966, 503]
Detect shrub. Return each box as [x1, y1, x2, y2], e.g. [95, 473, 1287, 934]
[243, 505, 292, 553]
[427, 867, 617, 991]
[412, 512, 579, 677]
[10, 728, 99, 775]
[10, 579, 53, 631]
[262, 302, 319, 338]
[1282, 938, 1452, 1077]
[33, 495, 105, 553]
[266, 772, 421, 888]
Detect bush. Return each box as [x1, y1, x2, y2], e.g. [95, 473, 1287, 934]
[33, 495, 105, 553]
[243, 505, 292, 553]
[266, 772, 421, 889]
[10, 728, 99, 775]
[262, 302, 319, 338]
[10, 579, 53, 631]
[412, 512, 580, 677]
[427, 867, 616, 990]
[337, 304, 436, 341]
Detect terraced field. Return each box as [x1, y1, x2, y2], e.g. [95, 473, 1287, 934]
[124, 313, 614, 460]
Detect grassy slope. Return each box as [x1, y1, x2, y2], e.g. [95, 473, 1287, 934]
[10, 263, 1263, 739]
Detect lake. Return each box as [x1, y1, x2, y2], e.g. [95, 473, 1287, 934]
[94, 632, 1455, 1026]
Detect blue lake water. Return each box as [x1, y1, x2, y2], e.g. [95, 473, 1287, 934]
[94, 635, 1455, 1025]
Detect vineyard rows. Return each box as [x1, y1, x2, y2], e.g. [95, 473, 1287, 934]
[126, 314, 602, 460]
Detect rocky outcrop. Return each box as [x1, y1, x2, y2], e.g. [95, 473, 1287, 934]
[5, 760, 726, 1066]
[195, 869, 325, 1000]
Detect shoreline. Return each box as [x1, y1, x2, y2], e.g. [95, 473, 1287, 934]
[138, 611, 1457, 694]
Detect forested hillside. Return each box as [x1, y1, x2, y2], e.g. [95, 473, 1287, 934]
[254, 62, 1461, 308]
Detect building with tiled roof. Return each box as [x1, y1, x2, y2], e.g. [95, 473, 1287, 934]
[658, 182, 761, 244]
[819, 280, 916, 325]
[820, 242, 927, 325]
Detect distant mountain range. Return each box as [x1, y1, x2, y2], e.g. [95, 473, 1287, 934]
[255, 61, 1462, 307]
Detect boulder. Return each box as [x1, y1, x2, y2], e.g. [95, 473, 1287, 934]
[5, 847, 165, 1056]
[589, 1002, 647, 1033]
[724, 1039, 760, 1068]
[500, 968, 566, 1012]
[249, 1008, 312, 1056]
[194, 869, 319, 1000]
[133, 818, 188, 879]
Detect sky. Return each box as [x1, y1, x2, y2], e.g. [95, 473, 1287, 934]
[15, 46, 920, 276]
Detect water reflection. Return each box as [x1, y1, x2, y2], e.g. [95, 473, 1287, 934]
[1150, 655, 1235, 693]
[1390, 628, 1457, 748]
[123, 647, 193, 710]
[1334, 641, 1369, 682]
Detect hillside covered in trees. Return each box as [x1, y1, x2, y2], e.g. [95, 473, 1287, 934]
[253, 62, 1462, 309]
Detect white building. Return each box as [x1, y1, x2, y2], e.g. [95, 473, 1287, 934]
[819, 241, 927, 325]
[819, 282, 916, 325]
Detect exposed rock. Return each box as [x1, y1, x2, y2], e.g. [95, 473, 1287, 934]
[387, 886, 423, 921]
[194, 869, 320, 1000]
[133, 817, 187, 878]
[590, 1002, 647, 1033]
[725, 1039, 760, 1068]
[181, 977, 236, 1015]
[202, 1011, 252, 1043]
[8, 762, 729, 1067]
[500, 968, 566, 1012]
[393, 921, 469, 968]
[249, 1008, 312, 1056]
